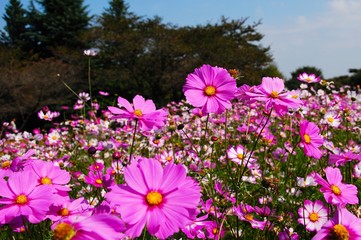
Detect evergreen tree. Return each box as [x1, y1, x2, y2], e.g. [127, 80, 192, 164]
[38, 0, 90, 50]
[2, 0, 27, 46]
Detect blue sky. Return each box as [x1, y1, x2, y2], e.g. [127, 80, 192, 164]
[1, 0, 360, 79]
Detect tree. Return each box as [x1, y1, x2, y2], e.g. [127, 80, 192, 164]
[286, 66, 323, 90]
[31, 0, 90, 55]
[92, 7, 273, 106]
[2, 0, 27, 46]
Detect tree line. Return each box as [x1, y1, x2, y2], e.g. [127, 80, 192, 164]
[1, 0, 360, 130]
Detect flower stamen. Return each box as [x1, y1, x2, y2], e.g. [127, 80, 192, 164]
[146, 191, 163, 206]
[134, 109, 143, 117]
[204, 86, 216, 96]
[331, 185, 341, 195]
[15, 194, 28, 205]
[309, 212, 319, 222]
[331, 224, 349, 240]
[303, 134, 311, 144]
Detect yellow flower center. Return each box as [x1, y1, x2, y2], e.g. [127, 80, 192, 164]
[306, 77, 311, 82]
[204, 86, 216, 96]
[15, 194, 28, 205]
[303, 134, 311, 144]
[331, 185, 341, 195]
[166, 156, 172, 161]
[40, 177, 52, 185]
[52, 222, 76, 240]
[331, 224, 349, 240]
[245, 213, 253, 221]
[1, 161, 11, 169]
[328, 117, 334, 123]
[133, 109, 143, 117]
[309, 212, 319, 222]
[237, 153, 243, 159]
[270, 91, 279, 98]
[146, 191, 163, 206]
[95, 179, 102, 185]
[58, 208, 69, 216]
[212, 228, 218, 235]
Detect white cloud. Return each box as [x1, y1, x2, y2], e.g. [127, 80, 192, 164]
[260, 0, 361, 78]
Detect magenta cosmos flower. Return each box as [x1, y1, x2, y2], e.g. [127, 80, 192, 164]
[0, 170, 54, 224]
[312, 207, 361, 240]
[183, 64, 237, 114]
[298, 200, 328, 231]
[299, 120, 324, 159]
[297, 72, 320, 83]
[51, 213, 125, 240]
[246, 77, 303, 115]
[312, 167, 358, 205]
[105, 158, 201, 239]
[108, 95, 168, 131]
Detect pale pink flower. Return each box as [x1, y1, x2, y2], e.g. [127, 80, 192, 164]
[246, 77, 303, 115]
[312, 207, 361, 240]
[108, 95, 168, 131]
[297, 72, 320, 83]
[298, 200, 328, 231]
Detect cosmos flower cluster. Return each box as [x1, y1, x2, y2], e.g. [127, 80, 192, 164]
[1, 65, 361, 239]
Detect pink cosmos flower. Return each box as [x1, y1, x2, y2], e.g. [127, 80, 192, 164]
[312, 167, 358, 205]
[227, 144, 256, 167]
[246, 77, 303, 115]
[0, 170, 54, 224]
[51, 213, 125, 240]
[233, 204, 267, 230]
[30, 160, 70, 192]
[48, 197, 93, 222]
[299, 120, 324, 159]
[328, 151, 361, 166]
[105, 158, 201, 239]
[108, 95, 168, 131]
[312, 207, 361, 240]
[298, 200, 328, 231]
[183, 64, 237, 114]
[297, 72, 320, 83]
[321, 111, 341, 128]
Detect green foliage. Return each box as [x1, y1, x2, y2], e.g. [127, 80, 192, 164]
[2, 0, 27, 46]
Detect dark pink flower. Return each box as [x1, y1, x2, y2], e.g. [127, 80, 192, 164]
[312, 167, 358, 205]
[299, 120, 324, 159]
[183, 64, 237, 114]
[108, 95, 168, 131]
[105, 158, 201, 239]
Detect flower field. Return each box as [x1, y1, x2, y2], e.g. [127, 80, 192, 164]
[1, 64, 361, 239]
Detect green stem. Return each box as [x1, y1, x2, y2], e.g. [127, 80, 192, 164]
[128, 119, 139, 163]
[88, 57, 92, 105]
